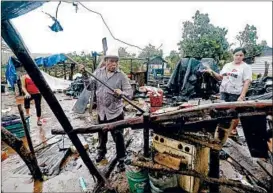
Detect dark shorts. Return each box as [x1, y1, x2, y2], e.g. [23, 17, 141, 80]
[220, 92, 240, 102]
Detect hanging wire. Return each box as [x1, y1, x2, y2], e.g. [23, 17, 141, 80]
[56, 1, 62, 19]
[43, 1, 163, 51]
[77, 2, 145, 51]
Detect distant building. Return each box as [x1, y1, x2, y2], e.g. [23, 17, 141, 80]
[251, 46, 272, 76]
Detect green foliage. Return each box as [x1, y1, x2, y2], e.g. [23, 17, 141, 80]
[236, 24, 267, 57]
[117, 47, 143, 74]
[66, 51, 94, 71]
[138, 44, 163, 59]
[165, 50, 181, 71]
[178, 10, 230, 62]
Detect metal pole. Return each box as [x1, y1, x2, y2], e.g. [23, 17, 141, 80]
[1, 20, 107, 184]
[145, 58, 150, 85]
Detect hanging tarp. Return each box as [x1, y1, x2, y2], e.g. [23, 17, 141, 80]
[41, 71, 71, 91]
[35, 54, 67, 67]
[5, 57, 18, 88]
[166, 58, 220, 101]
[1, 1, 46, 21]
[5, 54, 68, 88]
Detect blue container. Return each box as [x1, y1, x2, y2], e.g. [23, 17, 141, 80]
[2, 117, 30, 138]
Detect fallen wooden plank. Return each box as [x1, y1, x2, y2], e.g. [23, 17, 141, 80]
[257, 160, 273, 178]
[223, 139, 271, 190]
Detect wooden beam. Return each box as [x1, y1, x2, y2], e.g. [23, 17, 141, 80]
[1, 127, 43, 180]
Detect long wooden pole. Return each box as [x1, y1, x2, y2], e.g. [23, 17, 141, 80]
[1, 20, 108, 186]
[64, 54, 145, 114]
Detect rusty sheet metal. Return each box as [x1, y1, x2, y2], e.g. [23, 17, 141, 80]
[154, 153, 184, 170]
[152, 133, 196, 192]
[152, 134, 195, 163]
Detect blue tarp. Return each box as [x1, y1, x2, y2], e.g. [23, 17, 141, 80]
[5, 57, 18, 88]
[35, 54, 67, 67]
[5, 54, 68, 88]
[1, 1, 46, 21]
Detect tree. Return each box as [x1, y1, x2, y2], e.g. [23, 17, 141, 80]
[165, 50, 181, 70]
[138, 44, 163, 59]
[117, 47, 141, 74]
[66, 51, 93, 70]
[236, 24, 266, 57]
[178, 10, 230, 62]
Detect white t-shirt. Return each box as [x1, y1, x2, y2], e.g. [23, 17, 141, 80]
[220, 62, 252, 95]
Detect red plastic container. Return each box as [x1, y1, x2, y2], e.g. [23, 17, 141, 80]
[149, 89, 163, 107]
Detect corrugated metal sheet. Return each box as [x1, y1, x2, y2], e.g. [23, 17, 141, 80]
[251, 56, 272, 76]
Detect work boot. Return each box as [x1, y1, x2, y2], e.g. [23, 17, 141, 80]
[95, 153, 106, 163]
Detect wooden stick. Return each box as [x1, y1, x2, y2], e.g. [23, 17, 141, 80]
[1, 127, 43, 180]
[64, 53, 145, 114]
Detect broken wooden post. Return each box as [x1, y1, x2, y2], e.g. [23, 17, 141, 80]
[54, 66, 57, 77]
[69, 63, 75, 81]
[264, 61, 270, 77]
[193, 146, 210, 193]
[2, 20, 109, 186]
[63, 62, 66, 80]
[143, 113, 150, 157]
[17, 104, 35, 155]
[1, 127, 43, 181]
[130, 59, 133, 80]
[210, 119, 233, 192]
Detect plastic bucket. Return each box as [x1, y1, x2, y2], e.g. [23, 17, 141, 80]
[126, 169, 149, 193]
[149, 180, 163, 193]
[149, 173, 178, 192]
[150, 90, 163, 107]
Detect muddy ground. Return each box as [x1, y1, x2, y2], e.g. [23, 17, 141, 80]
[1, 88, 263, 193]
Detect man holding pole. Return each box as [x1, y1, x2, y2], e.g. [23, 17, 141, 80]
[79, 54, 133, 172]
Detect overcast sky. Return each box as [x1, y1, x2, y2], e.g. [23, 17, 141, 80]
[11, 1, 272, 56]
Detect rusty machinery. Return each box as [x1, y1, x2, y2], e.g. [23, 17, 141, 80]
[52, 100, 273, 192]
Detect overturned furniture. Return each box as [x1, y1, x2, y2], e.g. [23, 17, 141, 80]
[52, 100, 273, 193]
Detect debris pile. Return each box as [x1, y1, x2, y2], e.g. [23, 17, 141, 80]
[247, 76, 273, 99]
[166, 58, 220, 101]
[65, 76, 85, 98]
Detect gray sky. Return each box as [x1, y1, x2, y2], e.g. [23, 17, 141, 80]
[12, 1, 272, 56]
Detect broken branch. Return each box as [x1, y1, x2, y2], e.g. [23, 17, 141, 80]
[1, 127, 43, 181]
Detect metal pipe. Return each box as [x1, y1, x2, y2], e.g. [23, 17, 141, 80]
[1, 20, 107, 184]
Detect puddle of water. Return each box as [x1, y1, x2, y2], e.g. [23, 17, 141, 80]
[2, 137, 29, 155]
[39, 127, 47, 147]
